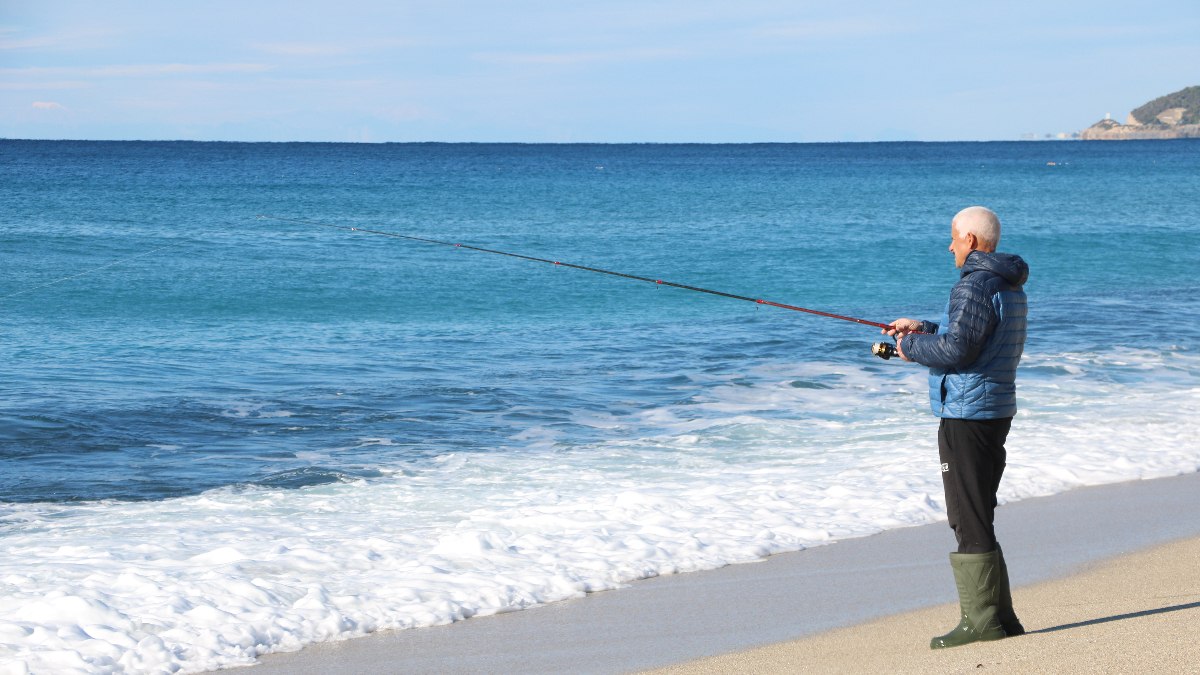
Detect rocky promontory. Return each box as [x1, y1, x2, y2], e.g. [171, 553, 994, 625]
[1080, 86, 1200, 140]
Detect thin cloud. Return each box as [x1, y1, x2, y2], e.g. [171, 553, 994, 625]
[251, 42, 351, 57]
[0, 80, 91, 90]
[104, 63, 272, 76]
[0, 26, 116, 50]
[1, 63, 274, 78]
[1024, 24, 1170, 40]
[474, 47, 687, 66]
[249, 38, 414, 56]
[0, 31, 51, 50]
[31, 101, 66, 110]
[757, 18, 914, 39]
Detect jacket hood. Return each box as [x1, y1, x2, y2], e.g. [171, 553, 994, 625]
[962, 251, 1028, 286]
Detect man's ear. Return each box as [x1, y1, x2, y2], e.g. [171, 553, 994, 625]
[966, 231, 979, 251]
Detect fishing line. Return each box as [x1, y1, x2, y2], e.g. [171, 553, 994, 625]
[259, 215, 914, 358]
[0, 241, 186, 302]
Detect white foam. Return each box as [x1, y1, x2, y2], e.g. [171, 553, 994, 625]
[1, 349, 1197, 674]
[221, 402, 295, 419]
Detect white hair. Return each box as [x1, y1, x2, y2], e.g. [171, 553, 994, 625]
[953, 206, 1001, 248]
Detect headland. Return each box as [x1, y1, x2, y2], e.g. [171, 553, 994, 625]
[1080, 85, 1200, 140]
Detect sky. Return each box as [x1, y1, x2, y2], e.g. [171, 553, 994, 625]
[2, 1, 1198, 143]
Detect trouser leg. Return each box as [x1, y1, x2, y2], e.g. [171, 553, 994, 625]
[938, 417, 1011, 555]
[994, 543, 1025, 635]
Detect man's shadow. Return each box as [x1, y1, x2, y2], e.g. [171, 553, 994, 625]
[1029, 600, 1200, 634]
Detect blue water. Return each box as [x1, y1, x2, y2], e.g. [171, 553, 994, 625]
[4, 140, 1200, 673]
[2, 140, 1197, 503]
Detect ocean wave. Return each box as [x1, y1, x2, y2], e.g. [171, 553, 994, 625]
[1, 348, 1197, 673]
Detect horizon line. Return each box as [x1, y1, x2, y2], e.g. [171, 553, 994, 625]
[0, 137, 1092, 145]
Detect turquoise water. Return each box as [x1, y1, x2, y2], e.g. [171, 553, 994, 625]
[2, 140, 1199, 673]
[3, 141, 1197, 502]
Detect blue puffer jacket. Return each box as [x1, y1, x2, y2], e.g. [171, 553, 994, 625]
[900, 251, 1028, 420]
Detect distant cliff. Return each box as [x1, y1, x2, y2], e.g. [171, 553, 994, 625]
[1080, 86, 1200, 140]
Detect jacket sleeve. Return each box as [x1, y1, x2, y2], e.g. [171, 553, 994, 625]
[901, 278, 996, 370]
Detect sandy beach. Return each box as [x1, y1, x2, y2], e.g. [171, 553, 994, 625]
[246, 471, 1200, 674]
[649, 536, 1200, 674]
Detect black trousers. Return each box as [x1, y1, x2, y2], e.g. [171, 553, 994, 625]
[938, 417, 1012, 554]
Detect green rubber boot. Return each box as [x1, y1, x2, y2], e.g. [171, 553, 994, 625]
[995, 544, 1025, 636]
[930, 550, 1006, 649]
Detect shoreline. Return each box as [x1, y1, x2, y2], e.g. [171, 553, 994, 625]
[648, 535, 1200, 673]
[244, 470, 1200, 674]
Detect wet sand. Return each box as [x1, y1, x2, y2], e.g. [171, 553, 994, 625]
[245, 471, 1200, 674]
[647, 536, 1200, 674]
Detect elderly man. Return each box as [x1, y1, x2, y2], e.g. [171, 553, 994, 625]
[885, 206, 1029, 649]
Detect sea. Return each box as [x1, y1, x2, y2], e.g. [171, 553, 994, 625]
[2, 139, 1198, 674]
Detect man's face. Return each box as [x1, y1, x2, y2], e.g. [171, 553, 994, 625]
[948, 220, 974, 268]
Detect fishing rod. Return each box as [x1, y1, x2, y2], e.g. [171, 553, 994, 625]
[0, 241, 185, 302]
[257, 215, 911, 359]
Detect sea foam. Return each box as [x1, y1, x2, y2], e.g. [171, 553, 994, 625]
[1, 349, 1198, 674]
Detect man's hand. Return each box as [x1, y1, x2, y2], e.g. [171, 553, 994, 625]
[884, 319, 920, 362]
[883, 318, 922, 339]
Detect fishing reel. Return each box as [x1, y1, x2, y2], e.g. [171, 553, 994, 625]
[871, 341, 898, 360]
